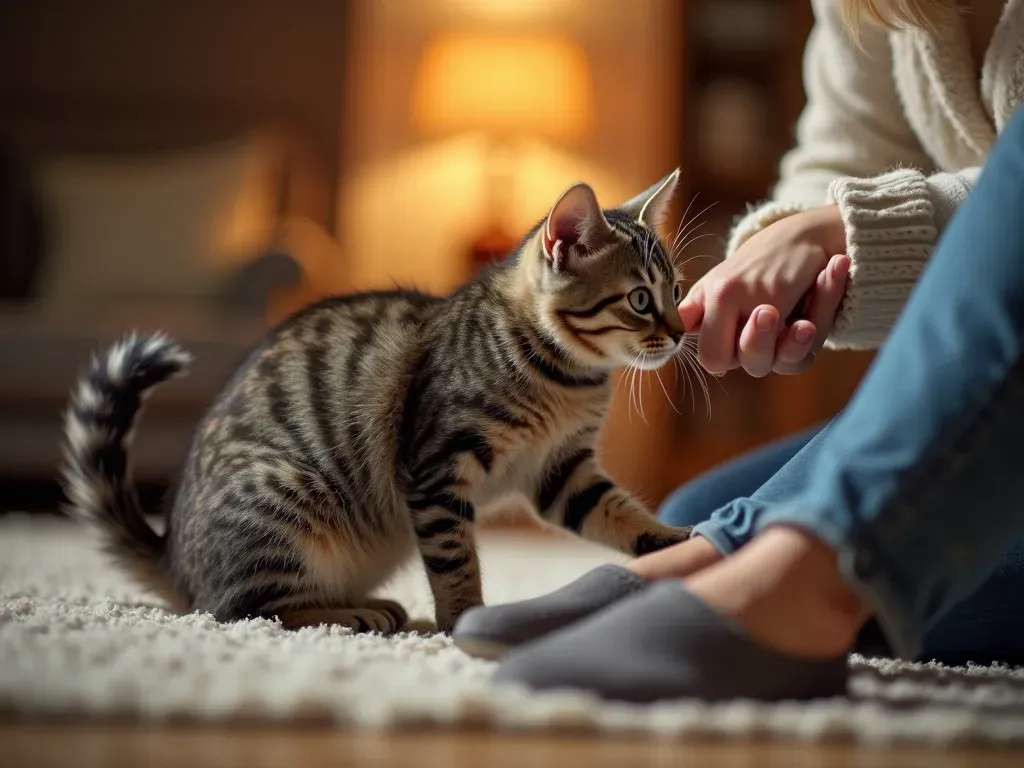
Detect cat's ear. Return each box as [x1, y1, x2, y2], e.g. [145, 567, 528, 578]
[543, 182, 616, 273]
[618, 168, 681, 230]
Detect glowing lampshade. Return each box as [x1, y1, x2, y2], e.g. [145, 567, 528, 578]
[411, 31, 594, 144]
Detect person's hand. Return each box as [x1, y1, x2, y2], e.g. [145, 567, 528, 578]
[678, 205, 849, 377]
[712, 251, 850, 377]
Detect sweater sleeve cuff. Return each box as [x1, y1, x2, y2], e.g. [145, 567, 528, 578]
[725, 201, 817, 257]
[824, 169, 937, 350]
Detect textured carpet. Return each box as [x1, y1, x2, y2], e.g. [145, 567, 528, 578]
[2, 514, 1023, 745]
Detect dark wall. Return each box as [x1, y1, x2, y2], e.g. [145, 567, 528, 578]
[0, 0, 350, 228]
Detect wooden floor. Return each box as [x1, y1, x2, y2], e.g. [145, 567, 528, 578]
[4, 722, 1022, 768]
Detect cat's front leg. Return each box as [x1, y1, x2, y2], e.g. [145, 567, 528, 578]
[536, 448, 691, 556]
[407, 489, 483, 633]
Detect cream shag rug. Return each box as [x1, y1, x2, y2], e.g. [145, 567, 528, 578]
[2, 514, 1023, 746]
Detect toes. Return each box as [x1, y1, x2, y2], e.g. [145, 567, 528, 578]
[349, 609, 391, 633]
[380, 600, 409, 629]
[366, 599, 408, 632]
[278, 605, 408, 634]
[402, 619, 439, 634]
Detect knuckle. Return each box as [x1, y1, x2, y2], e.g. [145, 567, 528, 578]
[698, 341, 731, 374]
[702, 361, 727, 375]
[700, 354, 729, 375]
[745, 364, 770, 378]
[774, 353, 814, 375]
[775, 343, 804, 364]
[707, 276, 740, 302]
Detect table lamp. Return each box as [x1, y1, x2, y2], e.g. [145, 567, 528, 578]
[411, 31, 594, 273]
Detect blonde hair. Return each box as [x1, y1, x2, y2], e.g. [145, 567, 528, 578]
[840, 0, 961, 30]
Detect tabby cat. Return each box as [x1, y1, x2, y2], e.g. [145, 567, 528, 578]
[62, 171, 693, 633]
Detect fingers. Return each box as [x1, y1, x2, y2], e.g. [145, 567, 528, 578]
[683, 254, 849, 377]
[772, 320, 818, 375]
[677, 281, 705, 334]
[698, 279, 742, 374]
[736, 305, 779, 378]
[774, 255, 850, 375]
[805, 254, 850, 350]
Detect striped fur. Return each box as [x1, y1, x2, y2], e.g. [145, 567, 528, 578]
[61, 333, 192, 608]
[61, 173, 693, 633]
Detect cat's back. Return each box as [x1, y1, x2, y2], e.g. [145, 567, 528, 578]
[222, 289, 440, 404]
[183, 290, 442, 489]
[270, 289, 442, 364]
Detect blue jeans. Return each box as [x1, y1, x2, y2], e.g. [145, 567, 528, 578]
[661, 105, 1024, 664]
[660, 424, 1024, 664]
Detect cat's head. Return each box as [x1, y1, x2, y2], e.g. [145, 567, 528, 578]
[527, 170, 686, 371]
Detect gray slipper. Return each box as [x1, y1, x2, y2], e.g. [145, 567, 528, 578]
[494, 581, 849, 703]
[452, 564, 647, 659]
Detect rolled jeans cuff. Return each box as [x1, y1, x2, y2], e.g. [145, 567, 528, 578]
[691, 501, 766, 557]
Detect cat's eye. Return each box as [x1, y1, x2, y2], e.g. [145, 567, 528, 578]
[673, 282, 683, 306]
[628, 287, 653, 314]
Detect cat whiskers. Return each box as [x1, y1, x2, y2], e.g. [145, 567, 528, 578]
[624, 349, 644, 424]
[626, 349, 652, 425]
[671, 353, 694, 414]
[674, 336, 713, 419]
[670, 199, 719, 273]
[670, 193, 703, 254]
[671, 198, 716, 254]
[674, 234, 717, 269]
[653, 354, 680, 416]
[623, 351, 639, 423]
[675, 250, 719, 273]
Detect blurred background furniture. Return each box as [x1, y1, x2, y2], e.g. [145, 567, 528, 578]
[0, 0, 351, 503]
[667, 0, 876, 490]
[0, 0, 877, 513]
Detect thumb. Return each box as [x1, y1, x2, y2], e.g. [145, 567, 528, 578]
[678, 281, 705, 333]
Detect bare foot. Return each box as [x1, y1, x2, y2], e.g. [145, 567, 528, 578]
[626, 534, 724, 580]
[683, 525, 871, 659]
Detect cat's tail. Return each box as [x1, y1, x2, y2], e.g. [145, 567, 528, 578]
[61, 332, 191, 603]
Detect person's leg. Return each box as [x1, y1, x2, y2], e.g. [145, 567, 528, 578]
[462, 411, 1024, 662]
[496, 106, 1024, 698]
[742, 107, 1024, 660]
[631, 422, 828, 580]
[658, 423, 825, 529]
[649, 419, 897, 657]
[649, 102, 1024, 661]
[655, 371, 1024, 666]
[920, 537, 1024, 665]
[452, 424, 826, 658]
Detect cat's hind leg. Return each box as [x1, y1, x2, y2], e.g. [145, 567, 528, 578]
[201, 581, 412, 635]
[277, 600, 407, 633]
[189, 459, 412, 634]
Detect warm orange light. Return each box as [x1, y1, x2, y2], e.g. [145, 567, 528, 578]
[411, 31, 594, 144]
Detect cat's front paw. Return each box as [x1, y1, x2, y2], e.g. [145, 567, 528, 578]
[436, 616, 459, 635]
[402, 618, 440, 635]
[435, 604, 481, 635]
[632, 526, 693, 556]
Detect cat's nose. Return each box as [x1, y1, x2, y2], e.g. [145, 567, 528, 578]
[667, 330, 684, 345]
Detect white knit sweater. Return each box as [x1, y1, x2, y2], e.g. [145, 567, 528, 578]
[728, 0, 1024, 349]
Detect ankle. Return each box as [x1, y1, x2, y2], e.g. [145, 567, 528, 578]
[763, 526, 871, 624]
[626, 535, 723, 581]
[685, 526, 871, 659]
